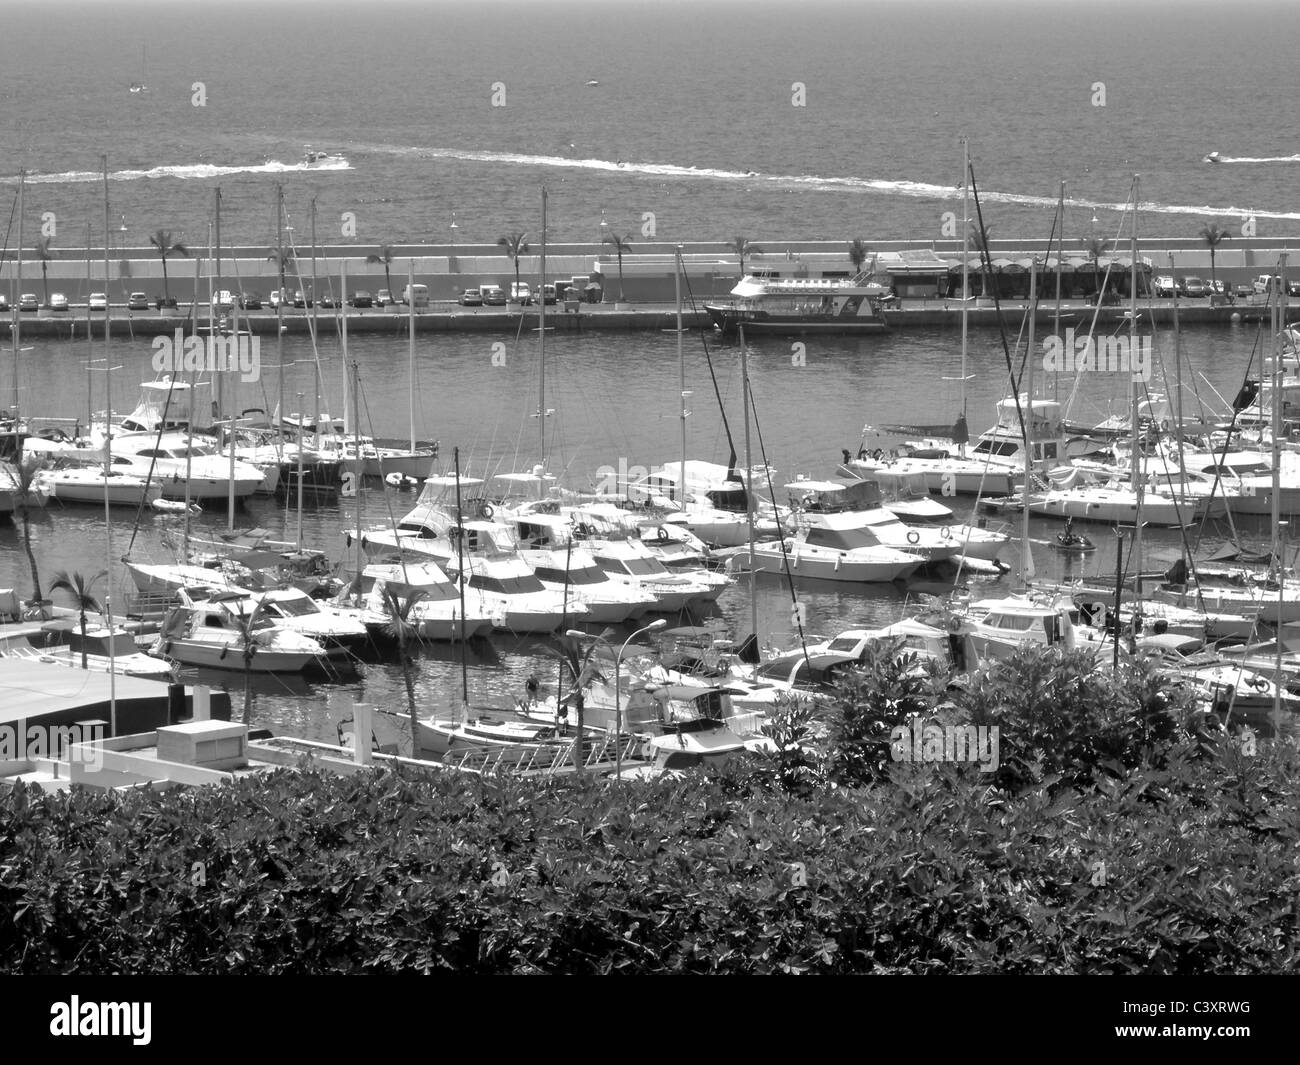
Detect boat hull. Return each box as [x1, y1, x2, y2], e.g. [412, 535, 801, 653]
[706, 305, 888, 336]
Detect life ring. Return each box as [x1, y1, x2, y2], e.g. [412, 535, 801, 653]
[657, 526, 670, 543]
[906, 530, 920, 545]
[940, 526, 952, 539]
[477, 500, 495, 519]
[1248, 675, 1269, 692]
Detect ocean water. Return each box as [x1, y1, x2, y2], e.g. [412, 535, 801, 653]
[1, 0, 1296, 742]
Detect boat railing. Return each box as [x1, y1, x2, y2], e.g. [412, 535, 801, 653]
[444, 733, 641, 776]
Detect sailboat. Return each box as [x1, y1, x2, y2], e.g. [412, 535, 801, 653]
[129, 45, 147, 93]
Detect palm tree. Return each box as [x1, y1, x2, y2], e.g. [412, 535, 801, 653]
[14, 456, 48, 613]
[33, 237, 56, 306]
[1080, 235, 1111, 301]
[365, 244, 396, 304]
[967, 223, 996, 298]
[602, 233, 633, 302]
[49, 570, 105, 670]
[848, 238, 870, 278]
[497, 231, 530, 304]
[226, 599, 266, 725]
[149, 229, 190, 305]
[381, 585, 428, 756]
[536, 633, 609, 776]
[267, 247, 297, 304]
[731, 236, 763, 279]
[1198, 222, 1232, 291]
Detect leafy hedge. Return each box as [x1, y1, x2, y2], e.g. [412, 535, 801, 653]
[3, 735, 1298, 973]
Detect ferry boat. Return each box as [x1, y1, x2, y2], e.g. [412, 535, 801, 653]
[704, 273, 892, 336]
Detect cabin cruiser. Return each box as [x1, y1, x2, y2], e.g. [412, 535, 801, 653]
[736, 513, 925, 584]
[579, 536, 723, 611]
[958, 593, 1091, 666]
[704, 273, 891, 336]
[150, 591, 331, 673]
[341, 560, 497, 641]
[38, 464, 160, 507]
[7, 625, 174, 679]
[631, 460, 785, 547]
[841, 396, 1087, 497]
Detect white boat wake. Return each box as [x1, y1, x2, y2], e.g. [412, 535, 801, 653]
[1202, 153, 1300, 165]
[17, 158, 352, 184]
[358, 141, 1300, 221]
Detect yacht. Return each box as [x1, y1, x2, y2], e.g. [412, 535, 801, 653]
[150, 593, 330, 673]
[346, 560, 498, 641]
[705, 273, 891, 336]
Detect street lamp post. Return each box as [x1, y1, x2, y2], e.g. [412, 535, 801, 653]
[567, 618, 667, 778]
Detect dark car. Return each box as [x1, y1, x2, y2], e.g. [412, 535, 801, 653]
[458, 288, 483, 306]
[127, 291, 150, 311]
[482, 285, 506, 306]
[318, 293, 339, 309]
[293, 290, 313, 308]
[541, 283, 557, 305]
[1179, 276, 1209, 298]
[238, 292, 263, 310]
[154, 295, 178, 310]
[351, 291, 374, 308]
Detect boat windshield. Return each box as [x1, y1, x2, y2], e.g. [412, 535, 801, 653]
[536, 565, 604, 585]
[267, 597, 320, 617]
[973, 439, 1020, 457]
[618, 557, 667, 577]
[826, 636, 866, 653]
[470, 573, 546, 595]
[805, 526, 875, 550]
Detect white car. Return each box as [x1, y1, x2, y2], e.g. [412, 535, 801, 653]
[1153, 276, 1178, 298]
[48, 292, 69, 312]
[509, 282, 532, 305]
[88, 292, 108, 311]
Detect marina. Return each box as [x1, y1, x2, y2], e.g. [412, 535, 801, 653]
[2, 0, 1300, 990]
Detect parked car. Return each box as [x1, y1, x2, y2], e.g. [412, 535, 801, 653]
[0, 294, 8, 313]
[292, 289, 313, 308]
[1254, 274, 1281, 295]
[482, 285, 506, 306]
[127, 291, 150, 311]
[88, 293, 107, 311]
[1153, 275, 1178, 298]
[541, 283, 557, 305]
[509, 282, 532, 305]
[1289, 280, 1300, 298]
[402, 283, 430, 308]
[268, 290, 285, 310]
[48, 292, 69, 312]
[1179, 276, 1209, 298]
[351, 291, 374, 308]
[318, 292, 339, 309]
[19, 293, 39, 312]
[154, 295, 178, 310]
[238, 292, 263, 310]
[1235, 283, 1254, 298]
[376, 290, 394, 307]
[458, 287, 483, 306]
[212, 290, 235, 312]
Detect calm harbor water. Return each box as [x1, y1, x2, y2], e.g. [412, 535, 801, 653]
[1, 313, 1280, 743]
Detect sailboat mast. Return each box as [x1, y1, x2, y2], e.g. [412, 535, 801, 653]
[1053, 181, 1065, 403]
[406, 259, 415, 454]
[538, 191, 547, 472]
[13, 169, 22, 420]
[676, 246, 688, 502]
[275, 185, 285, 467]
[1021, 260, 1036, 587]
[102, 156, 112, 477]
[1130, 176, 1143, 595]
[353, 358, 363, 586]
[102, 156, 117, 733]
[960, 138, 969, 417]
[454, 446, 469, 713]
[1272, 255, 1287, 564]
[740, 325, 757, 640]
[85, 222, 93, 434]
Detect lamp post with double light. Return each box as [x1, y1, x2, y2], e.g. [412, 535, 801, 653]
[567, 617, 667, 778]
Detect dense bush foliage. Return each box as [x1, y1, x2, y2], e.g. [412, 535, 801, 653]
[1, 647, 1297, 974]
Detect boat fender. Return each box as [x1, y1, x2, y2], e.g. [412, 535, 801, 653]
[657, 526, 670, 543]
[344, 532, 352, 547]
[219, 646, 228, 660]
[947, 615, 962, 633]
[906, 530, 920, 545]
[478, 501, 495, 519]
[940, 526, 952, 539]
[1249, 675, 1269, 692]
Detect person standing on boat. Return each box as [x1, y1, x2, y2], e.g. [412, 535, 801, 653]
[951, 412, 969, 458]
